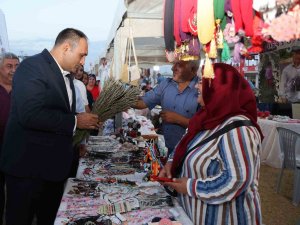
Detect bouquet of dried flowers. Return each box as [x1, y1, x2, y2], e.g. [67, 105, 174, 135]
[73, 78, 140, 146]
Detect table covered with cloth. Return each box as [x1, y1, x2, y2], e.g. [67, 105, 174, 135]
[258, 118, 300, 168]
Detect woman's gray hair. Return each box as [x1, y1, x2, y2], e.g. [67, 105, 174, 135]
[0, 52, 19, 65]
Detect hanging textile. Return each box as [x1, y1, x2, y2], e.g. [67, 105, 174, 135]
[214, 0, 226, 49]
[214, 0, 226, 22]
[187, 0, 198, 35]
[173, 0, 182, 46]
[247, 11, 265, 53]
[164, 0, 175, 51]
[197, 0, 216, 45]
[231, 0, 254, 37]
[181, 0, 197, 33]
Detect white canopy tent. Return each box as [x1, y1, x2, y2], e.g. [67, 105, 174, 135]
[0, 9, 10, 53]
[106, 0, 169, 79]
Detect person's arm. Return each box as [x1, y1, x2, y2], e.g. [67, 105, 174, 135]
[15, 60, 98, 134]
[160, 111, 190, 127]
[132, 81, 166, 110]
[132, 97, 148, 109]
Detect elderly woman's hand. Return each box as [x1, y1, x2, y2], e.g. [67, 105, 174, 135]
[164, 177, 188, 195]
[158, 161, 173, 178]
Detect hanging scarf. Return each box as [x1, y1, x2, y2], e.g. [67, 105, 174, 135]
[231, 0, 254, 37]
[181, 0, 196, 33]
[221, 40, 231, 61]
[197, 0, 215, 44]
[187, 0, 198, 36]
[174, 0, 182, 46]
[247, 12, 264, 54]
[171, 63, 263, 176]
[164, 0, 175, 51]
[214, 0, 226, 48]
[214, 0, 226, 22]
[224, 0, 233, 23]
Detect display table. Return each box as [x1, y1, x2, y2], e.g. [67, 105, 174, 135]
[258, 118, 300, 168]
[55, 133, 192, 224]
[54, 179, 193, 225]
[76, 157, 146, 183]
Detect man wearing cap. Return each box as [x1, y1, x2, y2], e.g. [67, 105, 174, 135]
[279, 47, 300, 103]
[133, 60, 200, 156]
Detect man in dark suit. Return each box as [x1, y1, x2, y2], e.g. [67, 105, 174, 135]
[0, 28, 99, 225]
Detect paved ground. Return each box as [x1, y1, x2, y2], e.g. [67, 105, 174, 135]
[260, 165, 300, 225]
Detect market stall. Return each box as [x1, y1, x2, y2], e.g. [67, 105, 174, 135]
[59, 0, 300, 223]
[54, 107, 192, 224]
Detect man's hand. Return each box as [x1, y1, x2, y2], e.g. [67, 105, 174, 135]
[132, 98, 148, 109]
[76, 113, 99, 130]
[160, 111, 179, 123]
[79, 144, 87, 157]
[160, 111, 189, 127]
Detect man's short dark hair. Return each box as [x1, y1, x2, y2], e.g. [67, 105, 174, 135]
[0, 52, 19, 66]
[189, 60, 200, 72]
[54, 28, 88, 49]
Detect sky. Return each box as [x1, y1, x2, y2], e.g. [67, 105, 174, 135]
[0, 0, 126, 70]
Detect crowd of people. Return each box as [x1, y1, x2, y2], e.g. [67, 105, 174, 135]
[1, 26, 290, 225]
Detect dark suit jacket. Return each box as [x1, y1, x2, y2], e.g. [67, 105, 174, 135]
[0, 49, 76, 181]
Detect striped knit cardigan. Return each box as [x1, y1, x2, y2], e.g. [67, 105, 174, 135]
[171, 115, 262, 225]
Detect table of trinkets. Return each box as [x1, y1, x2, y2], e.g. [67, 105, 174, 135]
[54, 135, 193, 225]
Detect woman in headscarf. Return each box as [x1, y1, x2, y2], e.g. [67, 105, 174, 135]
[159, 63, 263, 225]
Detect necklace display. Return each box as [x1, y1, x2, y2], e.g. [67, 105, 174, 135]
[56, 120, 184, 225]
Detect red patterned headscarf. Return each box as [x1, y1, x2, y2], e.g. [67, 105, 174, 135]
[171, 63, 263, 176]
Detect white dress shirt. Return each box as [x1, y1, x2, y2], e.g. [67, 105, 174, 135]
[51, 57, 73, 107]
[50, 54, 77, 132]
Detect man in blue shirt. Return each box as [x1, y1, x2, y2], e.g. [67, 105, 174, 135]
[133, 60, 200, 155]
[156, 73, 165, 84]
